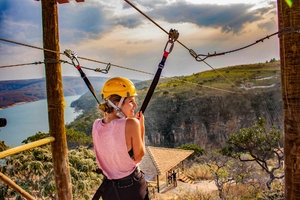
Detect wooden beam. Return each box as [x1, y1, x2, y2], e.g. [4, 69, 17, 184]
[41, 0, 73, 199]
[0, 173, 35, 200]
[56, 0, 85, 3]
[0, 137, 55, 159]
[56, 0, 70, 4]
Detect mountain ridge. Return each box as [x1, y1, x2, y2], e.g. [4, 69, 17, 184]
[0, 76, 110, 109]
[67, 61, 283, 149]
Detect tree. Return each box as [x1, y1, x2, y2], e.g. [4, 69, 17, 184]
[200, 151, 256, 199]
[222, 117, 284, 189]
[277, 1, 300, 199]
[0, 141, 8, 152]
[22, 130, 93, 149]
[177, 144, 206, 159]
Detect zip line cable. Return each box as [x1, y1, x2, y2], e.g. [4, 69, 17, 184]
[0, 55, 237, 94]
[125, 0, 300, 61]
[123, 0, 254, 92]
[0, 38, 236, 94]
[0, 61, 44, 69]
[0, 38, 153, 76]
[2, 25, 297, 96]
[124, 0, 300, 90]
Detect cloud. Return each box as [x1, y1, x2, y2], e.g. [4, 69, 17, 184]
[0, 1, 42, 43]
[126, 0, 169, 9]
[120, 2, 275, 34]
[0, 0, 279, 81]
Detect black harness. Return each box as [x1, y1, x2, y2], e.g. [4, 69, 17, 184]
[92, 167, 143, 200]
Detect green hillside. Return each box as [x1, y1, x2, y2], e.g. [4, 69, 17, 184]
[67, 61, 282, 149]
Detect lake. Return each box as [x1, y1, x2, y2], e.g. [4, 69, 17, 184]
[0, 95, 82, 147]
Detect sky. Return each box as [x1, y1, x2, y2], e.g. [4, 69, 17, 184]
[0, 0, 279, 81]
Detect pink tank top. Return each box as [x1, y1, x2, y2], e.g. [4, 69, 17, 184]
[92, 118, 136, 180]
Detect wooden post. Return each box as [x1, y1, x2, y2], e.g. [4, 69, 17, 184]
[277, 0, 300, 199]
[157, 175, 160, 193]
[41, 0, 73, 199]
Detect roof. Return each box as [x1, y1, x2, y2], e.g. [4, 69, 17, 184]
[139, 146, 194, 176]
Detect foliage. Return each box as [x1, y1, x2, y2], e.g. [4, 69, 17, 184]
[199, 151, 258, 200]
[184, 164, 212, 180]
[22, 131, 50, 144]
[1, 145, 56, 199]
[66, 108, 100, 137]
[0, 141, 9, 152]
[258, 183, 284, 200]
[176, 189, 215, 200]
[22, 130, 92, 149]
[66, 62, 282, 144]
[177, 144, 206, 159]
[221, 117, 284, 190]
[68, 146, 102, 199]
[0, 133, 101, 199]
[66, 128, 93, 149]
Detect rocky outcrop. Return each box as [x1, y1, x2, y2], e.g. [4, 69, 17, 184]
[144, 87, 283, 149]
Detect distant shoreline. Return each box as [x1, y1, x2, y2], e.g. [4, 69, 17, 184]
[0, 95, 82, 110]
[0, 101, 28, 109]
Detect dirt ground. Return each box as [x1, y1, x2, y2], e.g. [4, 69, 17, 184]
[150, 180, 218, 200]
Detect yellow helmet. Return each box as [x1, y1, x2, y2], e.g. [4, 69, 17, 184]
[101, 77, 137, 99]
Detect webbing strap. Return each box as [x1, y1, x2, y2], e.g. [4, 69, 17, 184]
[140, 67, 162, 113]
[140, 29, 179, 113]
[64, 49, 101, 104]
[76, 65, 100, 104]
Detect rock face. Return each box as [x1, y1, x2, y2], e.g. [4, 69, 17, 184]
[143, 87, 283, 149]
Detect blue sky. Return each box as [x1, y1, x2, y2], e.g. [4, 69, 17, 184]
[0, 0, 278, 81]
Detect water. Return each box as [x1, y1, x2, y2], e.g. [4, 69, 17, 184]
[0, 95, 82, 147]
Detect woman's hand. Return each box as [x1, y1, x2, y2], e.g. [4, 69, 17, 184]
[135, 111, 145, 143]
[135, 111, 144, 125]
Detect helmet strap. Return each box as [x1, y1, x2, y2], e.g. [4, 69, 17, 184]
[107, 98, 126, 118]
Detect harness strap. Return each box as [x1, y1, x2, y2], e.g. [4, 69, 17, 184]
[140, 29, 179, 113]
[112, 181, 121, 200]
[92, 168, 140, 200]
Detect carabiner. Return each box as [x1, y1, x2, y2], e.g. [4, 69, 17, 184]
[164, 40, 174, 54]
[94, 63, 111, 74]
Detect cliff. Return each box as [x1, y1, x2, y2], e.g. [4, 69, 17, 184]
[67, 61, 283, 149]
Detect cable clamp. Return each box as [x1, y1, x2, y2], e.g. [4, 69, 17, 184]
[64, 49, 80, 66]
[95, 63, 111, 74]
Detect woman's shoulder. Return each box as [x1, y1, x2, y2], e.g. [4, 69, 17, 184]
[125, 117, 139, 127]
[93, 118, 102, 124]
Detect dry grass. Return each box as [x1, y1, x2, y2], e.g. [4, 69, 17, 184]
[184, 164, 212, 181]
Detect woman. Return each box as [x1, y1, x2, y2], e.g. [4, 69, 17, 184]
[92, 77, 149, 200]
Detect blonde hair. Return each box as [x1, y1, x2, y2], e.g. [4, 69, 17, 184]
[98, 94, 125, 113]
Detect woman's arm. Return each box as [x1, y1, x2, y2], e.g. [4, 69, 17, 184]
[126, 115, 145, 163]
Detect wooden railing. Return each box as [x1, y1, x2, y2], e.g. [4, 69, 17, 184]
[0, 137, 55, 199]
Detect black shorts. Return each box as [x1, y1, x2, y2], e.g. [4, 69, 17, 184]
[93, 168, 150, 200]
